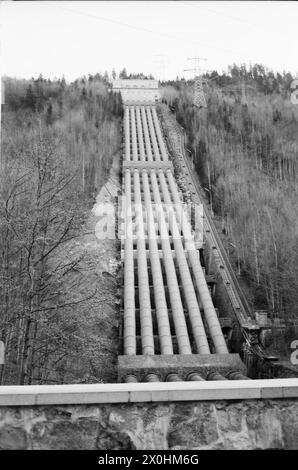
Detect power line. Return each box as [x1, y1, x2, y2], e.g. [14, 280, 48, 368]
[185, 57, 208, 76]
[178, 1, 295, 67]
[180, 1, 287, 36]
[43, 2, 253, 59]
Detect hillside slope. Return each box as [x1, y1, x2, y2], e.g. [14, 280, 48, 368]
[0, 74, 122, 384]
[162, 65, 298, 359]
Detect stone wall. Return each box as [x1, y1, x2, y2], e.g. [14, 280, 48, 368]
[0, 399, 297, 450]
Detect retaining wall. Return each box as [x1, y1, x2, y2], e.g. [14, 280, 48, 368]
[0, 380, 297, 449]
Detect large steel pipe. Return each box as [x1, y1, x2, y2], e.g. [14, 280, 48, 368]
[125, 374, 138, 383]
[123, 170, 136, 354]
[166, 170, 228, 354]
[133, 169, 155, 355]
[141, 106, 153, 162]
[146, 107, 161, 161]
[151, 107, 168, 161]
[136, 107, 145, 162]
[144, 374, 160, 382]
[142, 170, 173, 355]
[226, 371, 250, 380]
[130, 107, 138, 162]
[150, 170, 192, 354]
[125, 106, 130, 161]
[187, 372, 205, 381]
[166, 373, 181, 382]
[158, 171, 210, 355]
[207, 371, 228, 381]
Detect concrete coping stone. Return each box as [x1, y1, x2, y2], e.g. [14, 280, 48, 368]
[0, 379, 297, 406]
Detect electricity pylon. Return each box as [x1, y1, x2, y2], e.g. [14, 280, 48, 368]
[155, 54, 167, 82]
[184, 57, 208, 109]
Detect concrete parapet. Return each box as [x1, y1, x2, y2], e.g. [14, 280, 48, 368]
[1, 379, 297, 406]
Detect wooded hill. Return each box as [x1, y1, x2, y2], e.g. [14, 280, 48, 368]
[162, 64, 298, 356]
[0, 74, 122, 384]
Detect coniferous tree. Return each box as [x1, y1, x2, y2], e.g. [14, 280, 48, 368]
[119, 68, 128, 79]
[25, 84, 36, 111]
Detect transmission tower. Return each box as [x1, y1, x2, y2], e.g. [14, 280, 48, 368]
[155, 54, 167, 82]
[184, 57, 207, 109]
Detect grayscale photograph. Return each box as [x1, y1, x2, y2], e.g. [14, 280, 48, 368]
[0, 0, 297, 456]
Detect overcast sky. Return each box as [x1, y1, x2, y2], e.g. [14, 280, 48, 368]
[1, 1, 297, 81]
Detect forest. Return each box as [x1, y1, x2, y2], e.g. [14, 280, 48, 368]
[162, 64, 298, 357]
[0, 73, 122, 384]
[1, 63, 297, 384]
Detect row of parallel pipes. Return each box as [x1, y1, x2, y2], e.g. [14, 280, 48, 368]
[122, 102, 234, 381]
[125, 106, 168, 162]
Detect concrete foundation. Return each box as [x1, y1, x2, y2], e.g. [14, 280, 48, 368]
[118, 353, 247, 382]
